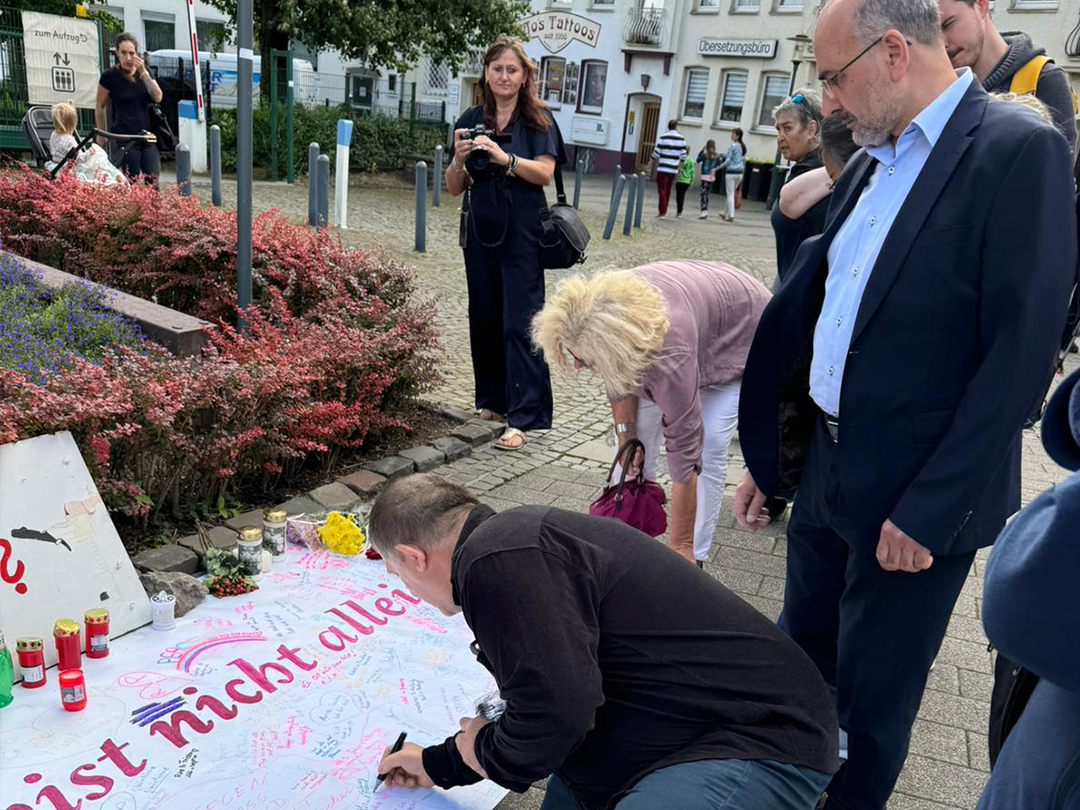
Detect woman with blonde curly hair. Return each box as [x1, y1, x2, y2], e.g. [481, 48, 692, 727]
[533, 260, 771, 564]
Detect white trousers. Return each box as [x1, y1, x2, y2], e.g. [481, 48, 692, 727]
[617, 380, 741, 561]
[725, 172, 739, 219]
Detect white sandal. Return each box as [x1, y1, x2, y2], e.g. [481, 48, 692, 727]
[494, 428, 526, 451]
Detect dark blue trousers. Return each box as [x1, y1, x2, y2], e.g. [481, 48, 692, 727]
[463, 186, 553, 431]
[781, 419, 976, 810]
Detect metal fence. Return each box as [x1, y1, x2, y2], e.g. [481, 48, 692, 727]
[0, 6, 27, 149]
[0, 3, 451, 167]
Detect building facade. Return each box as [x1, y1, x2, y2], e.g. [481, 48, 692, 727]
[505, 0, 1080, 170]
[665, 0, 1080, 163]
[95, 0, 1080, 167]
[97, 0, 229, 53]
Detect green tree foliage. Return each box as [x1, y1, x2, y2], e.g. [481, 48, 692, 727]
[5, 0, 121, 33]
[203, 0, 528, 76]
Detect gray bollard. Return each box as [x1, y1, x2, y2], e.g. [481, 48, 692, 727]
[603, 175, 626, 240]
[307, 143, 320, 226]
[610, 164, 622, 203]
[415, 161, 427, 253]
[317, 154, 330, 228]
[635, 172, 646, 228]
[433, 144, 443, 208]
[623, 174, 637, 236]
[175, 144, 191, 197]
[209, 125, 222, 207]
[572, 158, 583, 210]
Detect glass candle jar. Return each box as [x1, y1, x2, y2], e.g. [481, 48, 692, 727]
[84, 608, 110, 658]
[53, 620, 81, 671]
[263, 508, 287, 562]
[58, 669, 86, 712]
[237, 526, 263, 576]
[15, 637, 45, 688]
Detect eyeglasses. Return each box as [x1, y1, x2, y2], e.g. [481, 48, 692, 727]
[819, 36, 883, 96]
[566, 347, 590, 369]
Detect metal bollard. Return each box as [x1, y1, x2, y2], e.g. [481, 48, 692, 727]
[610, 164, 622, 203]
[209, 125, 222, 207]
[334, 119, 353, 229]
[635, 172, 646, 228]
[623, 174, 637, 236]
[307, 143, 320, 226]
[603, 175, 626, 240]
[317, 154, 330, 228]
[572, 158, 583, 210]
[433, 145, 443, 208]
[415, 161, 427, 252]
[175, 144, 191, 197]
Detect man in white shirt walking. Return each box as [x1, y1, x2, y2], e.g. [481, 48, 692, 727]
[650, 119, 688, 218]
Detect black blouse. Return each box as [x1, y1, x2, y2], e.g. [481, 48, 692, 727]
[771, 148, 828, 284]
[99, 68, 152, 135]
[453, 105, 566, 243]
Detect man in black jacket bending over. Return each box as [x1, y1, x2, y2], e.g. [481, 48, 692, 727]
[372, 473, 837, 810]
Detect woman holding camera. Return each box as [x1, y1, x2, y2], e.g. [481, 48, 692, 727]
[446, 36, 565, 451]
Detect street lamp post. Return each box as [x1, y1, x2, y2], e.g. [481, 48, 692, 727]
[766, 33, 812, 211]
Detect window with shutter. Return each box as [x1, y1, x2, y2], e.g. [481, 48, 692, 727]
[757, 73, 790, 128]
[682, 68, 709, 120]
[717, 70, 747, 123]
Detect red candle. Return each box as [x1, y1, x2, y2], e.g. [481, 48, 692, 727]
[58, 669, 86, 712]
[53, 619, 81, 671]
[84, 609, 110, 659]
[15, 637, 45, 688]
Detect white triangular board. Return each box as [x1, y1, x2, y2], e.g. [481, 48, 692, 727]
[0, 431, 152, 674]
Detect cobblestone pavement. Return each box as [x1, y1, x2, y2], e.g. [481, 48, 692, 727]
[179, 169, 1076, 810]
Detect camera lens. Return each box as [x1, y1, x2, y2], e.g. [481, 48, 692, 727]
[467, 148, 491, 173]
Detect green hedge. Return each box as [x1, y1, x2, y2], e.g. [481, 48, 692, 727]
[209, 104, 447, 175]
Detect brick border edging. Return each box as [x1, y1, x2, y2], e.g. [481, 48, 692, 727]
[131, 404, 505, 574]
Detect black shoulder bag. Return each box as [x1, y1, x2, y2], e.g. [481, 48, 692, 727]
[538, 162, 590, 269]
[148, 104, 176, 153]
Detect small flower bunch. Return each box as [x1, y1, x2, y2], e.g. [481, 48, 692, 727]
[318, 511, 364, 555]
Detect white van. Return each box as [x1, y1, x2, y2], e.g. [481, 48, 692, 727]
[147, 50, 318, 108]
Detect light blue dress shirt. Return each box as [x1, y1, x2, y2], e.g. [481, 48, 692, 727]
[809, 69, 975, 417]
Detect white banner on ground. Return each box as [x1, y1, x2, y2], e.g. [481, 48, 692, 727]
[21, 11, 101, 108]
[0, 542, 507, 810]
[0, 432, 152, 669]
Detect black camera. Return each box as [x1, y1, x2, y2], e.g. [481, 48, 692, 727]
[463, 125, 513, 176]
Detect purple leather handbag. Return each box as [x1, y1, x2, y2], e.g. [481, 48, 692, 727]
[589, 439, 668, 537]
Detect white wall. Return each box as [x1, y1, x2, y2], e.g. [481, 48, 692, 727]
[98, 0, 229, 54]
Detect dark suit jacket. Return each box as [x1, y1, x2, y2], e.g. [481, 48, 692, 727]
[738, 80, 1077, 556]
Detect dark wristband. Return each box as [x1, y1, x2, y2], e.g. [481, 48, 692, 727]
[421, 735, 484, 789]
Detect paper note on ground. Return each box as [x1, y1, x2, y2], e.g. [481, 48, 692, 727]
[0, 546, 506, 810]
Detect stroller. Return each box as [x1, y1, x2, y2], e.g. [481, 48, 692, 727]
[21, 105, 157, 181]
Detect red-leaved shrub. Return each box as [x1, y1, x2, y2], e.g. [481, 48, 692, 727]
[0, 169, 440, 519]
[0, 168, 416, 324]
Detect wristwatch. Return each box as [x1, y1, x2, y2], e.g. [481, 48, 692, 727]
[615, 422, 635, 435]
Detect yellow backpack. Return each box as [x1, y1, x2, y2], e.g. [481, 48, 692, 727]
[1009, 54, 1079, 114]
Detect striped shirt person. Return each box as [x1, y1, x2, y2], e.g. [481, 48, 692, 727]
[651, 120, 688, 217]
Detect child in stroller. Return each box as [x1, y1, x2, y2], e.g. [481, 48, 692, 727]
[50, 102, 126, 186]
